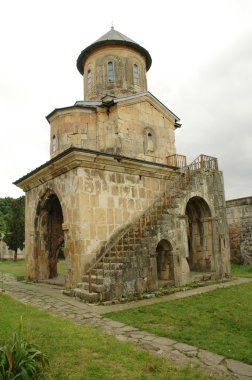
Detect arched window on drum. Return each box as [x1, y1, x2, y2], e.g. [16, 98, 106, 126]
[133, 63, 139, 84]
[87, 69, 92, 92]
[107, 61, 115, 82]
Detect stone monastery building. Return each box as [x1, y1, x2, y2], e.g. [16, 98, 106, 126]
[15, 27, 230, 301]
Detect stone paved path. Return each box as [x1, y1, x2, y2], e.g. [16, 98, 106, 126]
[2, 275, 252, 380]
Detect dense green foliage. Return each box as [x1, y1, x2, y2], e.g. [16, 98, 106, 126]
[0, 295, 219, 380]
[0, 318, 48, 379]
[104, 282, 252, 365]
[0, 197, 25, 259]
[0, 197, 15, 234]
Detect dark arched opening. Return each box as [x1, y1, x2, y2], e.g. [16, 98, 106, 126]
[35, 193, 65, 282]
[156, 239, 174, 286]
[185, 196, 213, 272]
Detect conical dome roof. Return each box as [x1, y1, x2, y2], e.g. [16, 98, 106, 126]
[76, 27, 152, 74]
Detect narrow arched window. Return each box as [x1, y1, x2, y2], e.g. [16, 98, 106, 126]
[107, 61, 114, 81]
[52, 135, 56, 153]
[147, 132, 154, 152]
[87, 70, 92, 92]
[133, 64, 139, 84]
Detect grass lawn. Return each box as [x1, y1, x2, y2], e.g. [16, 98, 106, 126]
[0, 294, 219, 380]
[231, 263, 252, 278]
[104, 282, 252, 365]
[0, 259, 26, 277]
[0, 259, 65, 278]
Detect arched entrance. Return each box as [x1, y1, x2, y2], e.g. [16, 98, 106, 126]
[34, 192, 65, 283]
[185, 196, 213, 272]
[156, 239, 174, 286]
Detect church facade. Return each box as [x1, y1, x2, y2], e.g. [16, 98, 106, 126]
[15, 28, 230, 301]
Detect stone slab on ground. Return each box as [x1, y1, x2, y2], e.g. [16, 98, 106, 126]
[225, 359, 252, 378]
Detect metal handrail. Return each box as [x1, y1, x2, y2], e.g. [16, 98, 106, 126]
[167, 154, 187, 168]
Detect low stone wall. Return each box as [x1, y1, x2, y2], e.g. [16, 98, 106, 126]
[226, 196, 252, 263]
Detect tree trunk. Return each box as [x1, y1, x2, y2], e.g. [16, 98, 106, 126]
[14, 249, 17, 261]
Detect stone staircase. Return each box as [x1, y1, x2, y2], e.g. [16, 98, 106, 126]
[65, 155, 218, 302]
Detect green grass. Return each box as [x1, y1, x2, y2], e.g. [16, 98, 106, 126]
[0, 295, 219, 380]
[0, 259, 26, 277]
[0, 259, 65, 279]
[104, 283, 252, 365]
[231, 263, 252, 278]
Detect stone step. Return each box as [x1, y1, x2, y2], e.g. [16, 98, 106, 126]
[80, 275, 104, 285]
[103, 256, 130, 263]
[63, 288, 99, 302]
[108, 248, 135, 255]
[106, 250, 137, 259]
[110, 243, 141, 251]
[82, 283, 105, 293]
[91, 268, 124, 277]
[96, 262, 125, 270]
[114, 237, 141, 244]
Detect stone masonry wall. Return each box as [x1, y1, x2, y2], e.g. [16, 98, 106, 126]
[75, 167, 230, 301]
[48, 97, 176, 165]
[24, 154, 176, 286]
[226, 196, 252, 263]
[83, 45, 147, 100]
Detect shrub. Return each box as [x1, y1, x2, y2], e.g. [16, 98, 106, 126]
[0, 318, 48, 379]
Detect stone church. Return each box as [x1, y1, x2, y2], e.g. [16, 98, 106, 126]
[15, 27, 230, 301]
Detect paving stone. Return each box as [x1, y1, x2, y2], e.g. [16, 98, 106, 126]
[42, 305, 52, 310]
[56, 312, 67, 317]
[155, 344, 174, 353]
[152, 336, 177, 346]
[138, 341, 160, 352]
[162, 349, 191, 366]
[198, 349, 225, 366]
[225, 359, 252, 377]
[117, 325, 139, 332]
[101, 319, 126, 328]
[127, 332, 147, 340]
[185, 350, 199, 358]
[74, 315, 84, 320]
[203, 364, 234, 379]
[81, 314, 95, 319]
[142, 334, 156, 341]
[174, 342, 198, 353]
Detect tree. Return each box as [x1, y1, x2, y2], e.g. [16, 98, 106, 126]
[0, 197, 15, 233]
[4, 196, 25, 261]
[0, 213, 6, 233]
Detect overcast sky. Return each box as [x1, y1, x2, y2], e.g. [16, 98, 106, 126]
[1, 0, 251, 200]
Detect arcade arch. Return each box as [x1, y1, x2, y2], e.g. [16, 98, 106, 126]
[185, 196, 213, 272]
[34, 192, 65, 282]
[156, 239, 174, 285]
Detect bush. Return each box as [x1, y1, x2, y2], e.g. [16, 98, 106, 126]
[0, 318, 48, 379]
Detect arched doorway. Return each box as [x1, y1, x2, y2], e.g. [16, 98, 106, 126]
[34, 192, 65, 283]
[156, 239, 174, 286]
[185, 196, 213, 272]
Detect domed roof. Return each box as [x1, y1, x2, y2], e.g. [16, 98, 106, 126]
[76, 27, 152, 74]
